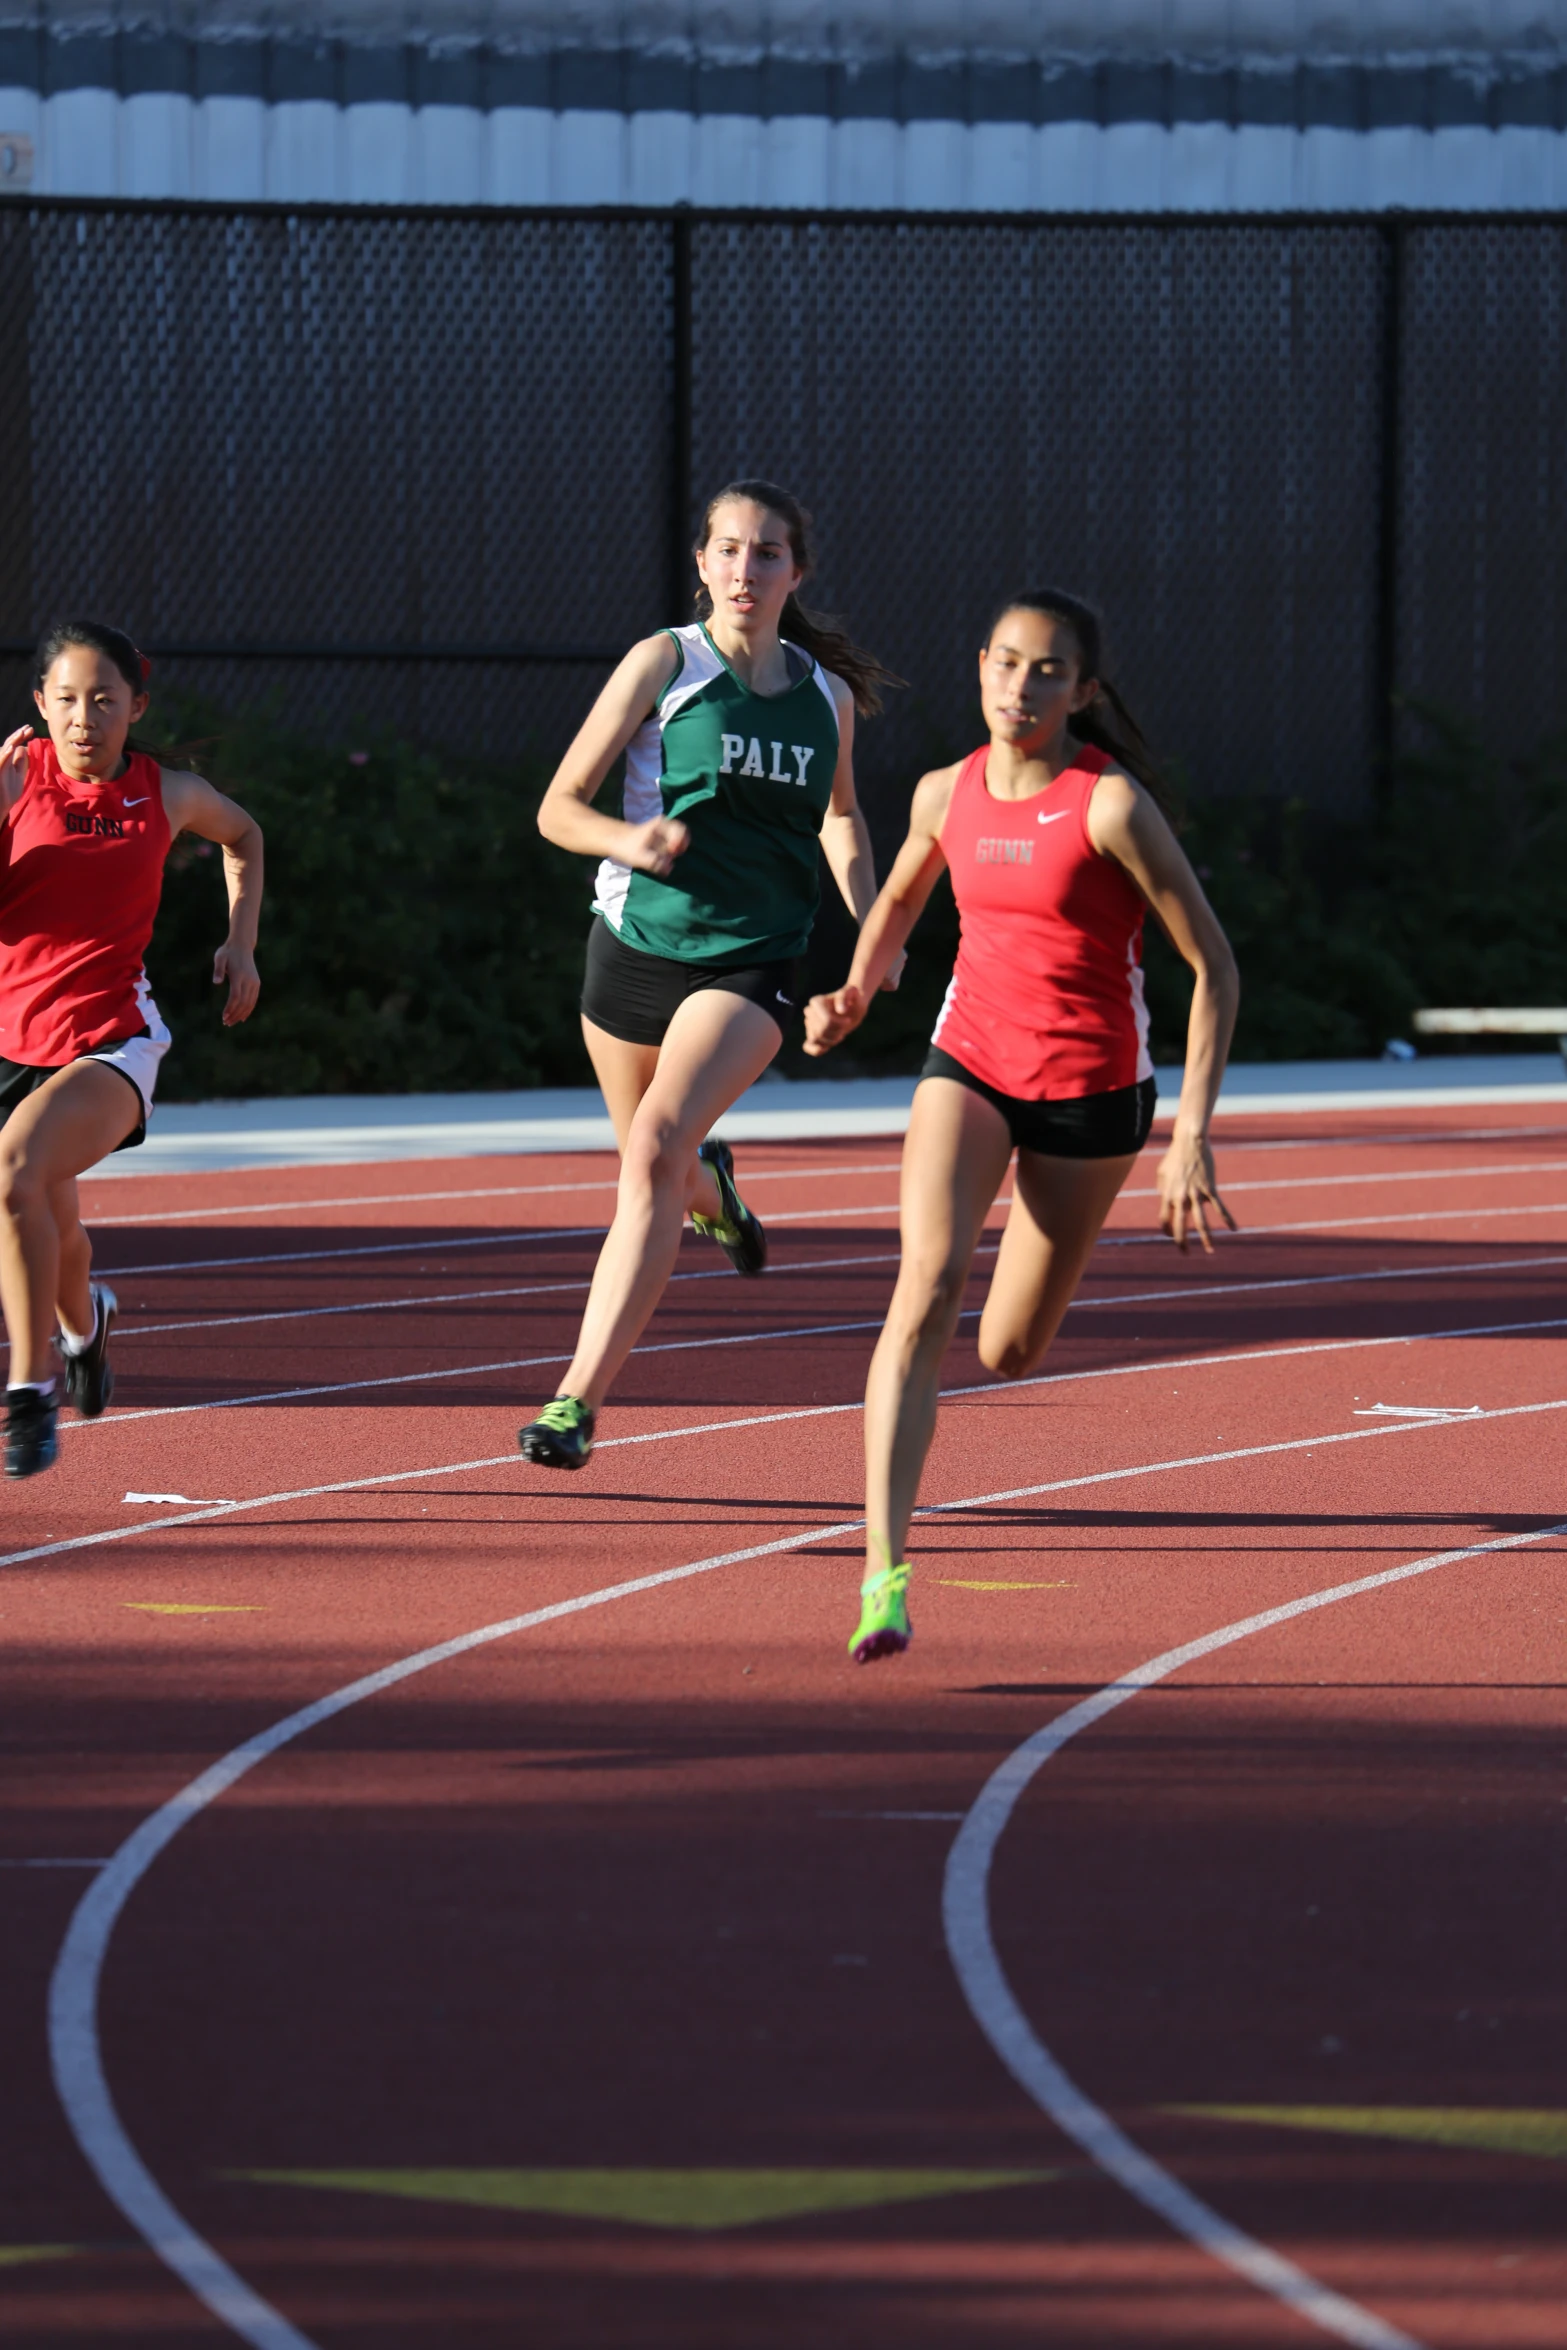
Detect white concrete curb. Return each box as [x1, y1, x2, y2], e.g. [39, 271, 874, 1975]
[84, 1056, 1567, 1181]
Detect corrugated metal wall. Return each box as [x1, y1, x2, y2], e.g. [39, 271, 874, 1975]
[5, 2, 1567, 208]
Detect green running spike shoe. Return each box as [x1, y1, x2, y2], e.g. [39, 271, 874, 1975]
[691, 1137, 767, 1276]
[849, 1560, 912, 1664]
[518, 1393, 596, 1470]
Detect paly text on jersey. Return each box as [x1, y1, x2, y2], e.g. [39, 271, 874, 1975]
[717, 736, 818, 784]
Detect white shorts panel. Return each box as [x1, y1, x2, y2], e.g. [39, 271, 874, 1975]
[82, 1025, 169, 1121]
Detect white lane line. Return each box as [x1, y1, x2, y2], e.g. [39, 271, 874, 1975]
[1098, 1198, 1567, 1248]
[8, 1328, 1567, 1578]
[50, 1408, 1558, 2348]
[1257, 1198, 1567, 1237]
[46, 1513, 862, 2350]
[80, 1124, 1567, 1237]
[96, 1190, 924, 1281]
[94, 1179, 1567, 1286]
[1215, 1121, 1567, 1154]
[943, 1514, 1567, 2350]
[85, 1159, 906, 1229]
[47, 1310, 898, 1442]
[0, 1857, 110, 1868]
[1122, 1155, 1567, 1201]
[98, 1226, 600, 1281]
[96, 1240, 1567, 1351]
[6, 1287, 1559, 1579]
[103, 1247, 909, 1343]
[40, 1236, 1567, 1449]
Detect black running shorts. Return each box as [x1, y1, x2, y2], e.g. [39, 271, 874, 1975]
[0, 1039, 151, 1152]
[581, 917, 799, 1049]
[920, 1045, 1158, 1160]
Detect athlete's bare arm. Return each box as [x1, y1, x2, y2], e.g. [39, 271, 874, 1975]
[1088, 767, 1240, 1252]
[803, 762, 961, 1056]
[0, 724, 32, 819]
[537, 635, 687, 875]
[162, 770, 265, 1027]
[815, 671, 905, 996]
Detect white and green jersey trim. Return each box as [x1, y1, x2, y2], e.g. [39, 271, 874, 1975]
[592, 621, 841, 967]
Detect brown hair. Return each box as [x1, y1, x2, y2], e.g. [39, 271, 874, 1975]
[694, 480, 901, 718]
[987, 587, 1180, 822]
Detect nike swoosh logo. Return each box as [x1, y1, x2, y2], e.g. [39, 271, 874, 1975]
[1037, 810, 1069, 826]
[775, 992, 793, 1006]
[123, 796, 149, 807]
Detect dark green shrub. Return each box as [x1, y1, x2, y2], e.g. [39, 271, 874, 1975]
[145, 702, 596, 1099]
[141, 694, 1567, 1095]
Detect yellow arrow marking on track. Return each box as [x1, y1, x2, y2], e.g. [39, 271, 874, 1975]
[232, 2167, 1061, 2230]
[1168, 2108, 1567, 2160]
[936, 1579, 1074, 1591]
[123, 1603, 262, 1616]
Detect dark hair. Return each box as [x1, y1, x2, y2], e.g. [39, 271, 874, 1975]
[33, 617, 150, 698]
[694, 480, 901, 718]
[986, 587, 1180, 822]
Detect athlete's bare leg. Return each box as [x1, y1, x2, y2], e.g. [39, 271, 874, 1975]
[581, 1015, 725, 1221]
[863, 1078, 1013, 1570]
[976, 1145, 1139, 1378]
[50, 1175, 93, 1344]
[562, 991, 781, 1408]
[0, 1063, 138, 1385]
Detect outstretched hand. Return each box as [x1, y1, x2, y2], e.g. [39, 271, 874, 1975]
[1157, 1127, 1237, 1254]
[0, 725, 32, 817]
[213, 941, 261, 1025]
[803, 982, 866, 1057]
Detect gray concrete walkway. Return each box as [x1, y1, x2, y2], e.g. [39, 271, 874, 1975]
[85, 1055, 1567, 1181]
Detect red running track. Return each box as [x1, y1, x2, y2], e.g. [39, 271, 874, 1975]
[1, 1106, 1565, 2348]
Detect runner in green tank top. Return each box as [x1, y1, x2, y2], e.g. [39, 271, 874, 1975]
[519, 482, 903, 1470]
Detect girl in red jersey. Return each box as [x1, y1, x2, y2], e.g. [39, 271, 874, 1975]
[804, 590, 1239, 1662]
[0, 619, 263, 1477]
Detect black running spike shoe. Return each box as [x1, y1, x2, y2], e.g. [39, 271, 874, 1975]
[5, 1385, 58, 1478]
[62, 1281, 117, 1418]
[518, 1394, 596, 1469]
[692, 1137, 767, 1276]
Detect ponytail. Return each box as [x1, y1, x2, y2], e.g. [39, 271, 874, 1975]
[693, 480, 902, 719]
[775, 591, 902, 720]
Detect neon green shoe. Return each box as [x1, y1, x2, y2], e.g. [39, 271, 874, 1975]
[849, 1556, 912, 1664]
[518, 1393, 596, 1470]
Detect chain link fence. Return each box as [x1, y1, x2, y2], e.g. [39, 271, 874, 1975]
[2, 200, 1565, 833]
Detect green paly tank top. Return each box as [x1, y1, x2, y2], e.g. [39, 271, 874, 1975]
[592, 622, 842, 965]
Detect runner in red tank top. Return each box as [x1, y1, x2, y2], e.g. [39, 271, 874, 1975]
[0, 620, 264, 1477]
[805, 590, 1240, 1662]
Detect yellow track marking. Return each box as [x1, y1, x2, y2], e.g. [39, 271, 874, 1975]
[123, 1603, 262, 1616]
[0, 2244, 88, 2268]
[936, 1579, 1074, 1591]
[232, 2166, 1060, 2229]
[1169, 2107, 1567, 2160]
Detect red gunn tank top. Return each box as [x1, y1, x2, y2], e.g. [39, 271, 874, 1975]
[930, 742, 1152, 1100]
[0, 738, 172, 1065]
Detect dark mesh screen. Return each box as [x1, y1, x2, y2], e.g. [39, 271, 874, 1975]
[1398, 223, 1567, 757]
[689, 218, 1387, 816]
[2, 200, 1563, 825]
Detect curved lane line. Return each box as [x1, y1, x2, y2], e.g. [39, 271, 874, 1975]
[47, 1406, 1567, 2344]
[48, 1518, 864, 2350]
[942, 1516, 1567, 2350]
[43, 1260, 1567, 1443]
